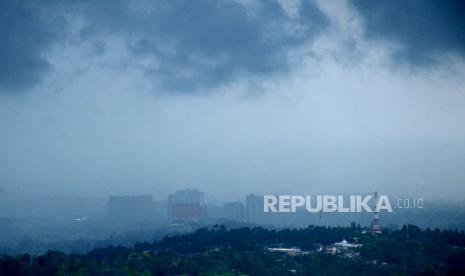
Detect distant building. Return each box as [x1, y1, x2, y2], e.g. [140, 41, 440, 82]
[206, 204, 224, 219]
[323, 240, 362, 258]
[266, 247, 307, 256]
[223, 201, 244, 222]
[246, 194, 265, 224]
[334, 240, 362, 248]
[107, 194, 155, 223]
[168, 189, 206, 223]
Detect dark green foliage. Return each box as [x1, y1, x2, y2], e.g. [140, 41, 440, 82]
[1, 224, 465, 275]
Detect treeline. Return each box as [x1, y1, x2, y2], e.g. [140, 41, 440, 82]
[1, 224, 465, 275]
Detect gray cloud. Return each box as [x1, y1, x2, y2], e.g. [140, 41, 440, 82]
[6, 0, 465, 94]
[352, 0, 465, 65]
[79, 0, 329, 91]
[0, 0, 65, 93]
[0, 0, 329, 94]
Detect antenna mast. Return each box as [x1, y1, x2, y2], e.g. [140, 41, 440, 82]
[370, 191, 382, 235]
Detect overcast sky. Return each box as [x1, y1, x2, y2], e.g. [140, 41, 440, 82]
[1, 0, 465, 201]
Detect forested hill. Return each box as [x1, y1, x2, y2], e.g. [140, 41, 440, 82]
[1, 224, 465, 275]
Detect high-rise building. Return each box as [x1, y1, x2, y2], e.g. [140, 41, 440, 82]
[224, 201, 244, 222]
[168, 189, 206, 223]
[246, 194, 265, 224]
[107, 194, 155, 223]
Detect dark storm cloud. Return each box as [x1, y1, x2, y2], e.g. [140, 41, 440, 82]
[1, 0, 329, 94]
[0, 0, 65, 93]
[79, 0, 329, 91]
[352, 0, 465, 65]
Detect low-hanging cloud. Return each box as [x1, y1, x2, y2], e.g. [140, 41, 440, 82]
[78, 0, 330, 91]
[351, 0, 465, 65]
[2, 0, 465, 94]
[0, 0, 329, 94]
[0, 0, 65, 93]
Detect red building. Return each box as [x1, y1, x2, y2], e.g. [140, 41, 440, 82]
[168, 189, 206, 223]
